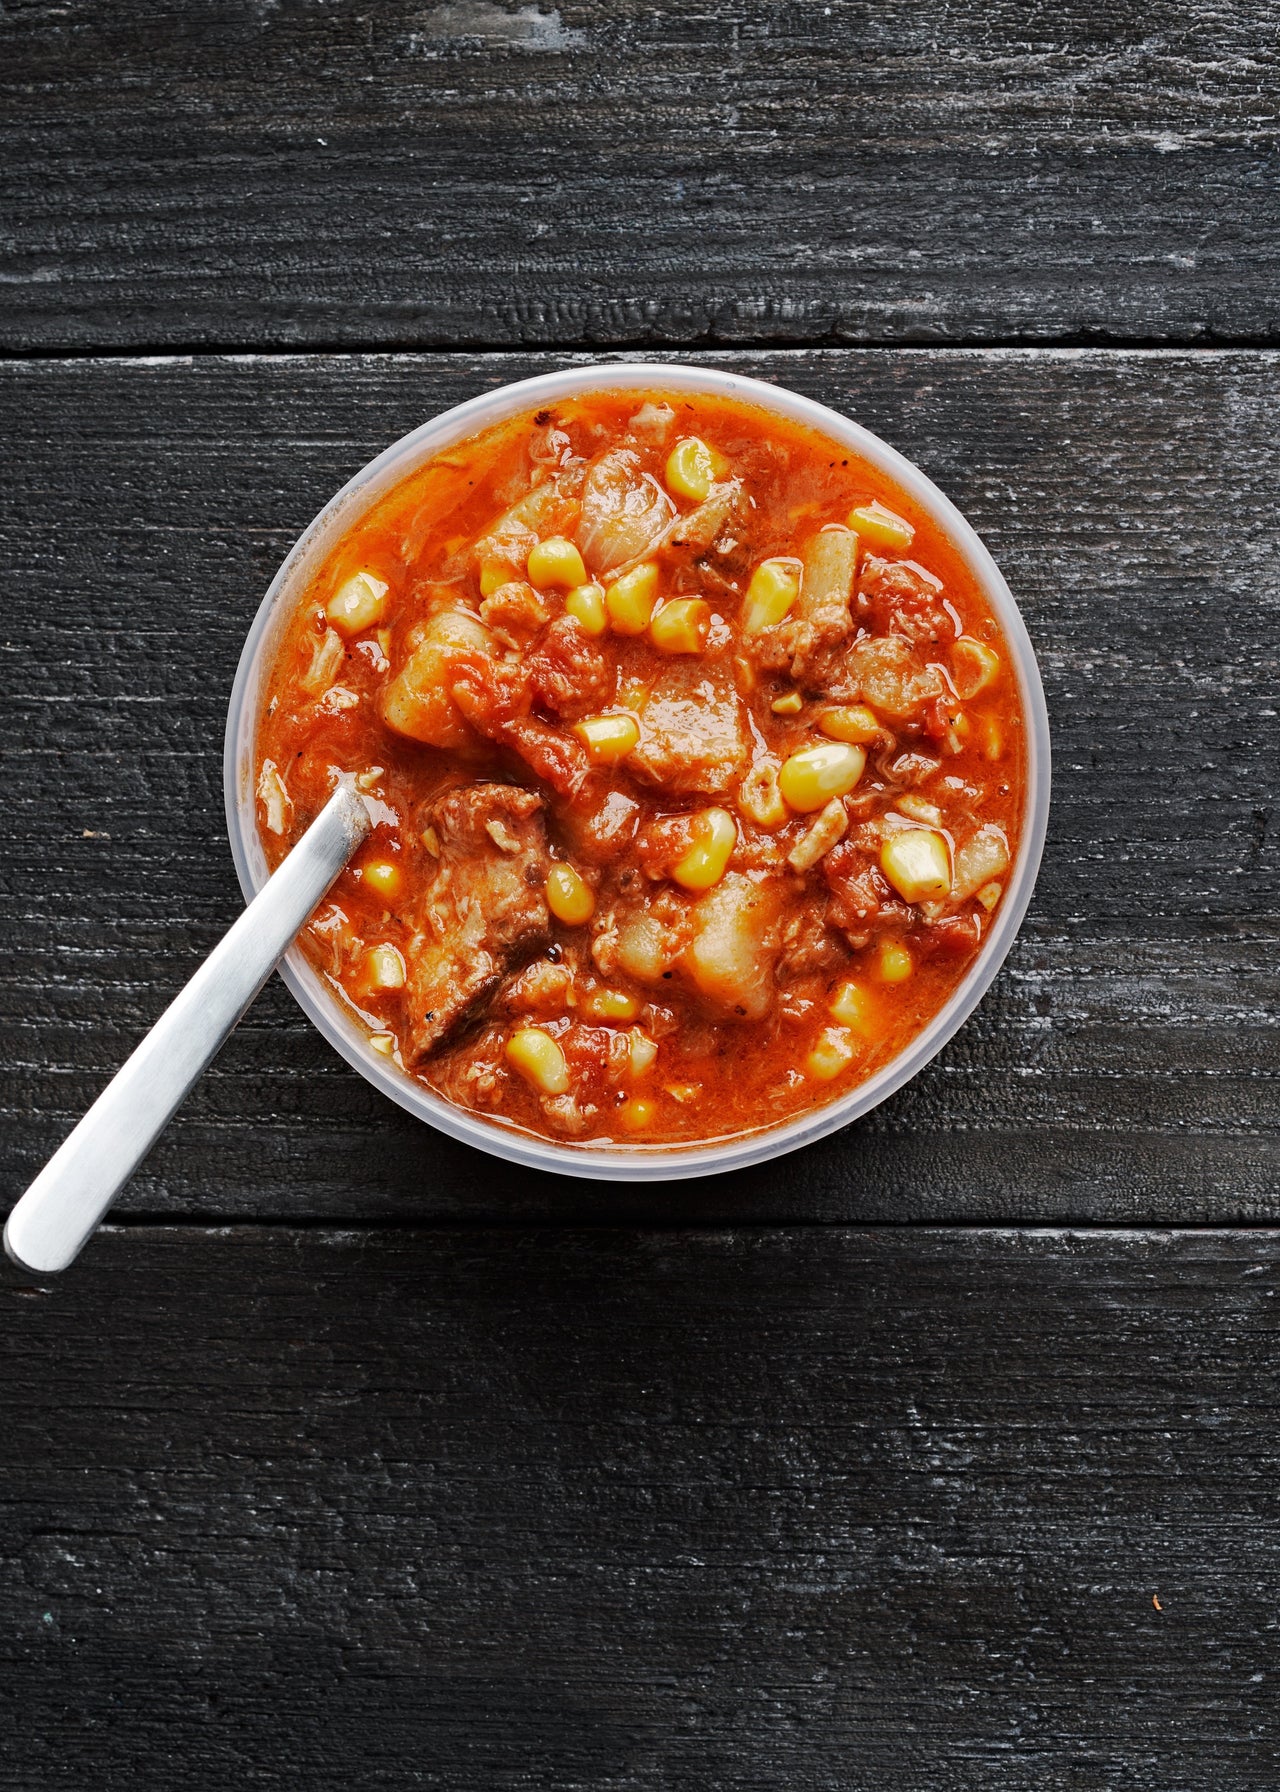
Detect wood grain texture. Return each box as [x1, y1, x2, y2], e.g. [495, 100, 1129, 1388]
[1, 0, 1277, 351]
[1, 347, 1277, 1225]
[2, 1225, 1278, 1790]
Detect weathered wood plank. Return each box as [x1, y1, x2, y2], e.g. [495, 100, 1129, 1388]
[2, 1225, 1278, 1789]
[1, 1, 1277, 350]
[1, 349, 1277, 1223]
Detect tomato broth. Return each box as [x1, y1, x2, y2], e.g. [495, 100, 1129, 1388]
[255, 390, 1025, 1147]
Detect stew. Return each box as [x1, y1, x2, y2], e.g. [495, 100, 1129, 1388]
[255, 390, 1025, 1147]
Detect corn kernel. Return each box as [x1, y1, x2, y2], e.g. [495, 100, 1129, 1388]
[879, 828, 951, 904]
[361, 857, 404, 904]
[546, 862, 595, 926]
[628, 1028, 658, 1078]
[876, 940, 914, 983]
[975, 880, 1003, 913]
[665, 436, 728, 503]
[830, 979, 875, 1030]
[585, 987, 639, 1022]
[818, 704, 882, 745]
[366, 943, 406, 990]
[506, 1028, 570, 1095]
[771, 690, 804, 716]
[778, 742, 866, 813]
[565, 581, 608, 636]
[479, 558, 519, 598]
[604, 561, 660, 634]
[527, 536, 588, 590]
[671, 807, 737, 892]
[618, 1096, 657, 1132]
[951, 637, 1002, 698]
[741, 557, 801, 635]
[573, 712, 640, 765]
[807, 1026, 857, 1082]
[369, 1031, 397, 1056]
[847, 500, 915, 553]
[738, 761, 788, 830]
[327, 570, 390, 637]
[649, 598, 711, 655]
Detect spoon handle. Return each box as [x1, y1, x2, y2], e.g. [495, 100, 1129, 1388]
[5, 782, 371, 1277]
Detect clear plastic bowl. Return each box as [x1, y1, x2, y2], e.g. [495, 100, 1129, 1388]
[225, 362, 1051, 1182]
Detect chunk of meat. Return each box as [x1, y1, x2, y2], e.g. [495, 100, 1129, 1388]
[429, 1024, 507, 1111]
[822, 842, 911, 948]
[636, 812, 701, 880]
[405, 784, 552, 1061]
[499, 958, 575, 1018]
[919, 913, 982, 960]
[627, 400, 676, 445]
[778, 903, 848, 982]
[629, 662, 750, 797]
[592, 895, 690, 986]
[667, 480, 746, 556]
[506, 714, 591, 797]
[857, 555, 953, 646]
[681, 873, 782, 1021]
[879, 749, 941, 788]
[577, 448, 675, 574]
[450, 657, 591, 799]
[560, 788, 642, 865]
[526, 615, 615, 721]
[528, 416, 575, 471]
[479, 581, 549, 648]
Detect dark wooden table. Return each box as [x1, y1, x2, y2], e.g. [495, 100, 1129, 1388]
[2, 6, 1278, 1786]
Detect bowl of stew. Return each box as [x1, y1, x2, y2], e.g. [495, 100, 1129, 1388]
[225, 363, 1050, 1180]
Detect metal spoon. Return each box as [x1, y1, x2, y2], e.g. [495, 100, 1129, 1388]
[4, 782, 371, 1277]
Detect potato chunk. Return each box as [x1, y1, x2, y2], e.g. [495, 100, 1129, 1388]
[526, 615, 615, 721]
[591, 902, 687, 987]
[951, 823, 1011, 902]
[629, 662, 750, 797]
[797, 525, 858, 641]
[382, 610, 494, 748]
[848, 634, 946, 722]
[681, 873, 781, 1021]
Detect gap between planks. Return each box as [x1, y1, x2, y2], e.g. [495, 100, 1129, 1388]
[52, 1216, 1280, 1238]
[3, 338, 1280, 367]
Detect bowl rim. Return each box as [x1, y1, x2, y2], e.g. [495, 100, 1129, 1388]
[224, 359, 1051, 1181]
